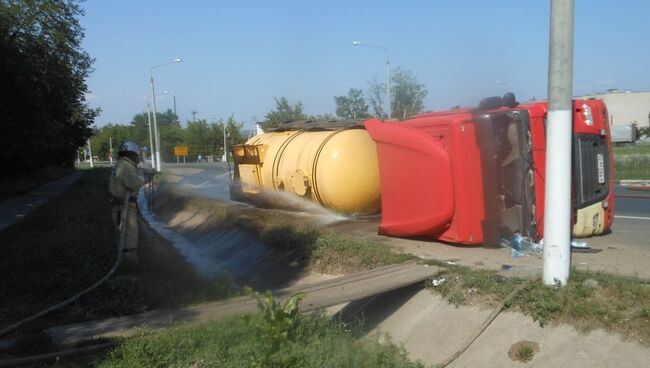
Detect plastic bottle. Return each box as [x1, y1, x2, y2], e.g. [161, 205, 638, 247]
[511, 233, 522, 258]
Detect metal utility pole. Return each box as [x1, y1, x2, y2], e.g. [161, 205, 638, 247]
[543, 0, 574, 287]
[150, 74, 162, 171]
[109, 137, 113, 163]
[87, 138, 94, 168]
[173, 95, 177, 117]
[147, 103, 155, 170]
[222, 124, 228, 162]
[149, 58, 182, 171]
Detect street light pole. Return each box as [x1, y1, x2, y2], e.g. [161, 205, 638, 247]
[147, 90, 169, 171]
[543, 0, 574, 287]
[353, 41, 391, 119]
[150, 58, 182, 171]
[146, 102, 155, 170]
[87, 138, 94, 168]
[222, 124, 228, 162]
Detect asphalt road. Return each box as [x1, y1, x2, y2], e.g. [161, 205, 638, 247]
[613, 185, 650, 219]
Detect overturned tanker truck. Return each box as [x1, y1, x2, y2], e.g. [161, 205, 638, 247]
[230, 94, 614, 245]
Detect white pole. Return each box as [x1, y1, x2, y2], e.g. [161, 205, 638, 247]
[147, 103, 156, 170]
[88, 138, 94, 168]
[109, 137, 113, 163]
[543, 0, 574, 287]
[222, 123, 227, 162]
[150, 72, 162, 171]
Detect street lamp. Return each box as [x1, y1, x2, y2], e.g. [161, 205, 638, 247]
[353, 41, 391, 119]
[222, 126, 229, 162]
[150, 58, 182, 171]
[147, 90, 169, 170]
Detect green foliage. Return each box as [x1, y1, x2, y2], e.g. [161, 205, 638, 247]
[335, 88, 370, 119]
[426, 262, 650, 343]
[310, 232, 416, 273]
[87, 111, 247, 161]
[639, 124, 650, 138]
[391, 67, 427, 120]
[253, 291, 306, 354]
[97, 294, 424, 368]
[264, 97, 308, 127]
[91, 124, 133, 160]
[0, 0, 97, 173]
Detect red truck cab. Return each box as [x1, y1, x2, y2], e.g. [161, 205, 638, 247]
[365, 95, 614, 245]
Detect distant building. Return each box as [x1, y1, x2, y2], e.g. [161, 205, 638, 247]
[578, 90, 650, 127]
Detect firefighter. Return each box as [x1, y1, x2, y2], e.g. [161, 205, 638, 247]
[108, 141, 146, 262]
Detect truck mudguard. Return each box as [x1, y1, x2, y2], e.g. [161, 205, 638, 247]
[364, 119, 455, 237]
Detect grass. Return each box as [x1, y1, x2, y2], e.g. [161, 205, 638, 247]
[0, 169, 233, 342]
[612, 145, 650, 180]
[425, 261, 650, 345]
[0, 165, 73, 201]
[613, 155, 650, 180]
[87, 294, 425, 368]
[612, 144, 650, 157]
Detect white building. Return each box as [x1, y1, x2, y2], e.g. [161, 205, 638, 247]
[578, 90, 650, 127]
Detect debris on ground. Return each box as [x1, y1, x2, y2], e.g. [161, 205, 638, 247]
[431, 278, 446, 287]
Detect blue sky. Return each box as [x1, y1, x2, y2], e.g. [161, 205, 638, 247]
[81, 0, 650, 127]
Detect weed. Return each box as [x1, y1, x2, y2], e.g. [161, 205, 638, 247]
[95, 293, 425, 368]
[425, 263, 650, 345]
[447, 292, 466, 307]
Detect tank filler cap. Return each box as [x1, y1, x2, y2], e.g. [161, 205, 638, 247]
[290, 170, 311, 196]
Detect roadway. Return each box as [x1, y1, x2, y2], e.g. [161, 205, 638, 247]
[612, 185, 650, 219]
[157, 163, 650, 278]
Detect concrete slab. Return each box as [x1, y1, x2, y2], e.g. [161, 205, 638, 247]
[46, 261, 439, 346]
[365, 289, 650, 367]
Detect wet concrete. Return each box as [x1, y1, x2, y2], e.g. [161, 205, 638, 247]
[138, 163, 351, 290]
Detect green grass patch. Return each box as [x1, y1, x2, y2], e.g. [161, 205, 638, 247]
[425, 262, 650, 345]
[612, 145, 650, 180]
[612, 144, 650, 157]
[613, 156, 650, 180]
[310, 232, 416, 274]
[91, 293, 424, 368]
[0, 169, 233, 338]
[0, 165, 73, 201]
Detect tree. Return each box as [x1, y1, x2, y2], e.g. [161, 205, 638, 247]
[334, 88, 369, 119]
[367, 77, 386, 119]
[91, 123, 133, 160]
[0, 0, 97, 173]
[185, 119, 214, 156]
[264, 97, 307, 127]
[128, 108, 180, 158]
[391, 67, 427, 120]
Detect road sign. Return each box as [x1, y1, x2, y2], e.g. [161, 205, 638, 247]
[174, 146, 188, 156]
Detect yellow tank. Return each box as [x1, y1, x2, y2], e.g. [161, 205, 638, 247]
[231, 128, 380, 215]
